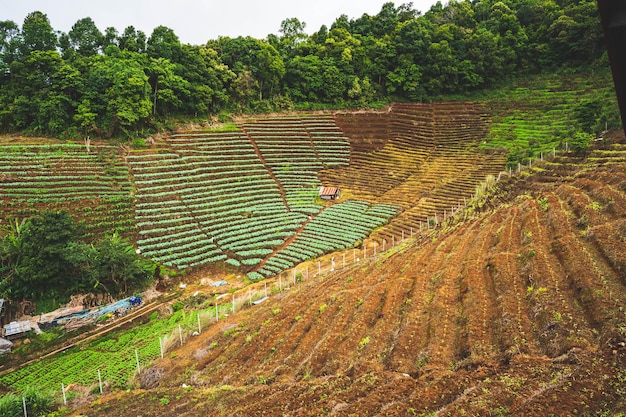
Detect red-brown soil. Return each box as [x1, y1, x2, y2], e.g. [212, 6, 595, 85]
[70, 133, 626, 416]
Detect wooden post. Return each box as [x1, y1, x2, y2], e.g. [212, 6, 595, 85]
[98, 369, 103, 394]
[402, 230, 405, 241]
[159, 337, 164, 359]
[23, 396, 27, 417]
[264, 282, 268, 298]
[392, 235, 395, 246]
[62, 383, 67, 405]
[178, 324, 183, 346]
[383, 239, 386, 251]
[215, 305, 219, 322]
[197, 313, 202, 334]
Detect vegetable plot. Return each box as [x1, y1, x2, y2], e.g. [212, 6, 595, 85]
[252, 200, 399, 279]
[0, 144, 135, 240]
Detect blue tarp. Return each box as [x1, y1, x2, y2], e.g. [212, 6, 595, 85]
[52, 295, 142, 324]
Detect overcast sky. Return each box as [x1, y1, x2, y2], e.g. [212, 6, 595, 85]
[2, 0, 440, 45]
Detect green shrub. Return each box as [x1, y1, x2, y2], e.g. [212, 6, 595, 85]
[0, 387, 57, 417]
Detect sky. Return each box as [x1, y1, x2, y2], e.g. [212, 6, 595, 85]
[1, 0, 440, 45]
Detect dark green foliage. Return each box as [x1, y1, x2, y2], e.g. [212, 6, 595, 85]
[0, 211, 153, 307]
[0, 1, 611, 137]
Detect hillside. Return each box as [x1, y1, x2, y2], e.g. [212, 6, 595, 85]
[69, 133, 626, 416]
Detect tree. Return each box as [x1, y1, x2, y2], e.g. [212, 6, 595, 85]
[68, 17, 103, 56]
[276, 17, 308, 58]
[10, 211, 80, 300]
[147, 26, 182, 63]
[90, 233, 152, 295]
[118, 26, 146, 53]
[20, 11, 57, 55]
[0, 20, 21, 76]
[0, 212, 153, 304]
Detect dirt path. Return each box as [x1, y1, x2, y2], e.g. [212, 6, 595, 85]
[241, 128, 291, 212]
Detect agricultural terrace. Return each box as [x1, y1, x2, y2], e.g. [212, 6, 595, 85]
[129, 115, 397, 277]
[323, 102, 508, 243]
[0, 143, 134, 240]
[250, 200, 399, 279]
[483, 72, 619, 163]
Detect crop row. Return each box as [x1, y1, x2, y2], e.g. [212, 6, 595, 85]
[249, 200, 399, 279]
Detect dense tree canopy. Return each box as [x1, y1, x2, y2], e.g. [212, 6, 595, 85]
[0, 0, 606, 138]
[0, 211, 153, 303]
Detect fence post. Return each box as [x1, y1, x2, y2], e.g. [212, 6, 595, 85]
[62, 383, 67, 405]
[159, 337, 164, 359]
[215, 305, 219, 322]
[264, 282, 268, 298]
[197, 313, 202, 334]
[178, 325, 183, 346]
[135, 349, 141, 374]
[23, 396, 27, 417]
[98, 369, 103, 394]
[402, 230, 405, 241]
[392, 235, 395, 246]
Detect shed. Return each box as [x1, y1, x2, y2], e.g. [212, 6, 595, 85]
[4, 321, 32, 339]
[319, 187, 340, 200]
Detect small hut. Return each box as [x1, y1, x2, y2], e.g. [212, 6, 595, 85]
[319, 187, 341, 200]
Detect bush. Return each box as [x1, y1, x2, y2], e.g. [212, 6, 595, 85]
[569, 132, 593, 156]
[0, 387, 57, 417]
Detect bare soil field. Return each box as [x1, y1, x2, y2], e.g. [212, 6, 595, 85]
[70, 131, 626, 416]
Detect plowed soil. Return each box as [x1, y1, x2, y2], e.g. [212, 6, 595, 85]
[70, 131, 626, 415]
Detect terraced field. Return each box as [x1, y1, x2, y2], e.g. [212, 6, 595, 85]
[0, 142, 135, 240]
[71, 133, 626, 417]
[128, 115, 399, 276]
[324, 102, 507, 244]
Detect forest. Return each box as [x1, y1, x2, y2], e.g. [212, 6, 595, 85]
[0, 0, 604, 138]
